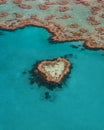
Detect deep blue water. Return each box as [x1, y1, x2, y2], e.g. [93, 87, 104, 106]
[0, 26, 104, 130]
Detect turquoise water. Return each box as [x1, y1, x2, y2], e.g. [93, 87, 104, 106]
[0, 26, 104, 130]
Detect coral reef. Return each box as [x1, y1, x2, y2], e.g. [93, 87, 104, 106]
[0, 0, 6, 4]
[29, 58, 71, 90]
[0, 0, 104, 49]
[37, 58, 70, 83]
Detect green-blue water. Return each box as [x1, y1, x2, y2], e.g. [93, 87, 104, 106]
[0, 26, 104, 130]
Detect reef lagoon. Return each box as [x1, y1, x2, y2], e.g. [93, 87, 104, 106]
[0, 26, 104, 130]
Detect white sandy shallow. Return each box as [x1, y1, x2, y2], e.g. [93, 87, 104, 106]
[43, 61, 65, 79]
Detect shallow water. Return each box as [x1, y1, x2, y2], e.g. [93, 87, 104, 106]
[0, 26, 104, 130]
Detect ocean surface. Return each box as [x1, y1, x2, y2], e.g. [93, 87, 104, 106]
[0, 26, 104, 130]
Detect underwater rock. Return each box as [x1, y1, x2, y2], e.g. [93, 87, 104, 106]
[71, 45, 79, 48]
[14, 13, 23, 18]
[57, 1, 69, 5]
[87, 16, 100, 25]
[13, 0, 22, 4]
[79, 28, 88, 33]
[45, 15, 56, 20]
[101, 14, 104, 18]
[19, 4, 32, 9]
[59, 6, 69, 12]
[0, 12, 8, 17]
[60, 14, 71, 19]
[44, 92, 51, 99]
[0, 0, 6, 4]
[38, 4, 49, 10]
[70, 24, 79, 28]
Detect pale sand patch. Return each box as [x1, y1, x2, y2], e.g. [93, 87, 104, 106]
[43, 61, 65, 79]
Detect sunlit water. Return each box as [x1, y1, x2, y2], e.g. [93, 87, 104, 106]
[0, 26, 104, 130]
